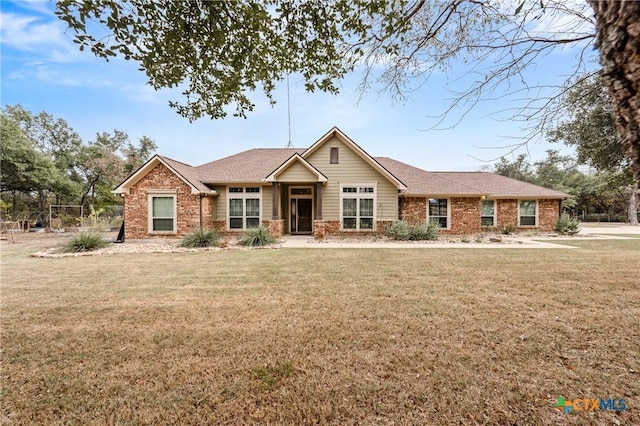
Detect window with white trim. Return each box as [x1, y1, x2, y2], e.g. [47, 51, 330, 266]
[228, 187, 261, 230]
[341, 185, 375, 230]
[519, 200, 537, 226]
[428, 198, 449, 228]
[481, 200, 496, 227]
[148, 194, 176, 233]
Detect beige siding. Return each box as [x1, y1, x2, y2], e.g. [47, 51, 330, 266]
[306, 136, 398, 221]
[262, 185, 273, 220]
[276, 162, 318, 182]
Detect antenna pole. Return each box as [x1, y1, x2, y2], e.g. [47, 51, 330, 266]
[285, 74, 294, 148]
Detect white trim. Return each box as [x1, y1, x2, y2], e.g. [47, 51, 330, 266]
[339, 183, 377, 231]
[480, 199, 497, 227]
[264, 153, 328, 182]
[302, 127, 406, 190]
[113, 155, 201, 195]
[427, 197, 451, 230]
[518, 199, 538, 227]
[226, 186, 262, 230]
[148, 193, 177, 234]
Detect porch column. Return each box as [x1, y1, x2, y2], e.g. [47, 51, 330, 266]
[315, 182, 323, 220]
[272, 182, 279, 220]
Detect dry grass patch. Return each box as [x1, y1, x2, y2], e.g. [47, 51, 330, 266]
[1, 237, 639, 424]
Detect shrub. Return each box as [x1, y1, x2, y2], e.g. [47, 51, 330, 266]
[63, 232, 109, 253]
[554, 213, 581, 235]
[179, 228, 220, 248]
[502, 224, 516, 235]
[409, 221, 440, 241]
[385, 220, 410, 240]
[238, 226, 278, 247]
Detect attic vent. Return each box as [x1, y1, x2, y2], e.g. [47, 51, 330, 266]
[330, 147, 339, 164]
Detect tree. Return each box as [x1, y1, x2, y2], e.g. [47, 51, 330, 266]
[123, 136, 158, 175]
[0, 114, 62, 213]
[55, 1, 640, 178]
[589, 1, 640, 179]
[549, 75, 638, 224]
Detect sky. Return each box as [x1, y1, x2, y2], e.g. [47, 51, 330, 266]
[1, 1, 598, 172]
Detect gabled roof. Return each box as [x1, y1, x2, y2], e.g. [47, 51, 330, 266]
[113, 155, 211, 194]
[302, 127, 407, 190]
[196, 148, 303, 183]
[431, 172, 569, 199]
[375, 157, 488, 196]
[264, 153, 328, 182]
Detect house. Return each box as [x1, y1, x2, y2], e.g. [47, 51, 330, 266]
[113, 127, 568, 239]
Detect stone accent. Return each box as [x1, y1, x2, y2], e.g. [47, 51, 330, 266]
[376, 220, 393, 235]
[399, 197, 426, 225]
[265, 219, 285, 238]
[124, 163, 206, 239]
[447, 197, 483, 235]
[313, 220, 340, 239]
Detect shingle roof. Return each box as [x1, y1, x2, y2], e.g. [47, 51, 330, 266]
[431, 172, 569, 198]
[130, 149, 567, 199]
[159, 156, 211, 192]
[195, 148, 303, 183]
[374, 157, 487, 196]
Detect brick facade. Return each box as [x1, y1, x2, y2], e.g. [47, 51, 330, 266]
[124, 163, 213, 239]
[399, 197, 427, 225]
[495, 199, 560, 232]
[448, 197, 483, 235]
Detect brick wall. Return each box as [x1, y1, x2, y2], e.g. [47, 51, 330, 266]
[448, 197, 482, 235]
[539, 199, 561, 231]
[399, 197, 426, 225]
[125, 163, 204, 239]
[496, 199, 561, 232]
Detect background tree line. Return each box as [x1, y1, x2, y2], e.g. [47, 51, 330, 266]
[490, 75, 638, 224]
[0, 105, 156, 223]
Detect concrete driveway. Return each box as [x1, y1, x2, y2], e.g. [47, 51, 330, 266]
[579, 222, 640, 235]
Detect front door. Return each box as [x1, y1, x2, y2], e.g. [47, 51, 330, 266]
[290, 198, 313, 234]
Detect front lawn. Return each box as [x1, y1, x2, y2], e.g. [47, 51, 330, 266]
[1, 238, 638, 424]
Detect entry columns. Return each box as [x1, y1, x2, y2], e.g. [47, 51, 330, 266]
[315, 182, 323, 220]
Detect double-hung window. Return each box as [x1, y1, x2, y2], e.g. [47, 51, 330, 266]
[148, 192, 176, 233]
[519, 200, 537, 226]
[341, 185, 375, 230]
[428, 198, 449, 228]
[481, 200, 496, 227]
[228, 187, 261, 230]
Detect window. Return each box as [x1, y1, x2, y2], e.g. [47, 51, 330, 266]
[519, 200, 537, 226]
[228, 187, 261, 229]
[341, 185, 375, 230]
[428, 198, 448, 228]
[149, 194, 176, 233]
[330, 147, 339, 164]
[481, 200, 495, 227]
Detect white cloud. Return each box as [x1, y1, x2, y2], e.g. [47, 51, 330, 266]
[0, 11, 86, 63]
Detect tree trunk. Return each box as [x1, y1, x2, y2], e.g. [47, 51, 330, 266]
[590, 1, 640, 180]
[629, 180, 639, 225]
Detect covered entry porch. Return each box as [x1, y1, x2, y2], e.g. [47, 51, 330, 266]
[270, 182, 324, 235]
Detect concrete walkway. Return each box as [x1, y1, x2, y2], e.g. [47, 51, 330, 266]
[279, 223, 639, 249]
[278, 235, 578, 249]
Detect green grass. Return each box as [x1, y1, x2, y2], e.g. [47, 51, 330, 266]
[1, 237, 638, 424]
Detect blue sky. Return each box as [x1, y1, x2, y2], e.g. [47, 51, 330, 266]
[1, 1, 597, 171]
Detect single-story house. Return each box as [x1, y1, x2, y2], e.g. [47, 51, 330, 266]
[113, 127, 568, 239]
